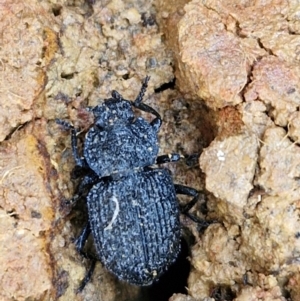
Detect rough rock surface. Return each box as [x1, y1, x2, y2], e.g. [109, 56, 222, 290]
[0, 1, 57, 141]
[200, 133, 258, 215]
[156, 0, 300, 300]
[0, 127, 54, 300]
[245, 56, 300, 127]
[177, 3, 251, 109]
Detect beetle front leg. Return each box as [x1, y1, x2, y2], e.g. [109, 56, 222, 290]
[56, 119, 88, 168]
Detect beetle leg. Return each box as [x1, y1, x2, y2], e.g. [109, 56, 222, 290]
[175, 185, 211, 231]
[56, 119, 88, 168]
[65, 170, 100, 206]
[74, 223, 91, 254]
[77, 260, 96, 293]
[184, 153, 200, 166]
[156, 153, 183, 164]
[175, 185, 199, 213]
[74, 223, 98, 293]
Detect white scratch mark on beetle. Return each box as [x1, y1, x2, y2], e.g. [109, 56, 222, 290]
[104, 195, 120, 231]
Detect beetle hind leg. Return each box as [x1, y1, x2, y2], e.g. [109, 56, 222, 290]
[76, 260, 96, 293]
[74, 223, 98, 293]
[175, 185, 212, 232]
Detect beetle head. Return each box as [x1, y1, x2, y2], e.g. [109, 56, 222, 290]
[91, 99, 134, 127]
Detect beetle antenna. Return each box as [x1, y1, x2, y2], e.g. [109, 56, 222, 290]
[134, 76, 150, 106]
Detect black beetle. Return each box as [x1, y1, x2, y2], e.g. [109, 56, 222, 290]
[56, 77, 208, 291]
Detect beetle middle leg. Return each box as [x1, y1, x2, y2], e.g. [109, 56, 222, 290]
[65, 170, 100, 207]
